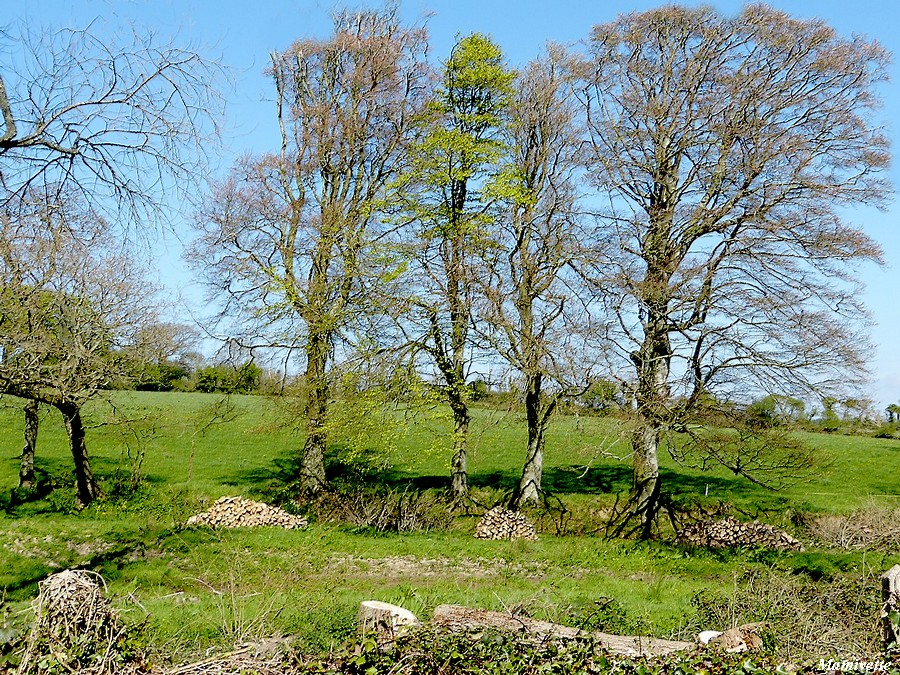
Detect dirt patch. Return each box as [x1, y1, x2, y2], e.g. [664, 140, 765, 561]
[323, 554, 545, 580]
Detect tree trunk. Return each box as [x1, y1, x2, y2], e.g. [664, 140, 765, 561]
[58, 402, 98, 507]
[18, 400, 39, 491]
[450, 402, 470, 499]
[631, 419, 662, 539]
[513, 372, 546, 508]
[627, 306, 671, 538]
[300, 331, 329, 493]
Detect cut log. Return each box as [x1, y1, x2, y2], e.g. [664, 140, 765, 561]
[358, 601, 420, 640]
[431, 604, 693, 657]
[697, 630, 722, 645]
[882, 565, 900, 649]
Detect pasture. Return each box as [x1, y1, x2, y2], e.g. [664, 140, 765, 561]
[0, 391, 898, 665]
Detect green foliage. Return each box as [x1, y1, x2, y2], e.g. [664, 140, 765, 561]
[195, 361, 261, 394]
[130, 360, 190, 392]
[401, 32, 514, 236]
[307, 628, 785, 674]
[566, 596, 633, 634]
[578, 380, 622, 414]
[745, 396, 780, 429]
[470, 379, 490, 402]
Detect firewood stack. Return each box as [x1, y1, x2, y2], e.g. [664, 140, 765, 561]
[679, 516, 803, 551]
[185, 496, 308, 530]
[474, 506, 538, 541]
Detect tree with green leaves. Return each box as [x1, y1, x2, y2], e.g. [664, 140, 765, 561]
[887, 404, 900, 424]
[192, 8, 429, 493]
[394, 33, 514, 501]
[577, 5, 889, 537]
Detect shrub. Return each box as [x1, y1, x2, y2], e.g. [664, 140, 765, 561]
[807, 502, 900, 552]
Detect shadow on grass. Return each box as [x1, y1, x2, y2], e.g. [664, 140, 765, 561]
[1, 453, 168, 516]
[224, 445, 766, 505]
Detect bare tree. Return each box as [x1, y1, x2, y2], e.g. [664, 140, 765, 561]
[0, 195, 158, 505]
[191, 9, 429, 493]
[0, 20, 223, 230]
[476, 47, 595, 508]
[395, 33, 514, 501]
[577, 5, 889, 536]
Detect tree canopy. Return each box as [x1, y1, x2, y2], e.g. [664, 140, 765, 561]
[577, 4, 889, 534]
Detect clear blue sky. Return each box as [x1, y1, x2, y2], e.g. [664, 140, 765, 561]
[16, 0, 900, 409]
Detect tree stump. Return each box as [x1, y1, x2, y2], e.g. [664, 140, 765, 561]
[882, 565, 900, 649]
[357, 601, 420, 640]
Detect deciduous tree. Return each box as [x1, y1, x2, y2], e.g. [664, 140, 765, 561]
[0, 196, 159, 505]
[0, 21, 222, 229]
[395, 33, 514, 500]
[192, 9, 429, 492]
[476, 48, 595, 507]
[577, 5, 889, 536]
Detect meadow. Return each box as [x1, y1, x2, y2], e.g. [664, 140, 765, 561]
[0, 391, 898, 666]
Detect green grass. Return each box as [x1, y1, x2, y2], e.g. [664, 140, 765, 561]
[0, 391, 898, 662]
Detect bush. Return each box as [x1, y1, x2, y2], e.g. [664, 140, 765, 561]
[195, 361, 261, 394]
[807, 502, 900, 552]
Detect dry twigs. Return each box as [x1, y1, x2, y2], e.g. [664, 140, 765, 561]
[162, 643, 299, 675]
[17, 570, 145, 675]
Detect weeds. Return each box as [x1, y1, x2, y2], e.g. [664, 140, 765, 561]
[690, 566, 884, 662]
[807, 501, 900, 552]
[309, 487, 454, 534]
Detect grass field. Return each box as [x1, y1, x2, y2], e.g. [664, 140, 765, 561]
[0, 391, 898, 664]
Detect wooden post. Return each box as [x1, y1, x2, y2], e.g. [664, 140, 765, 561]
[883, 565, 900, 649]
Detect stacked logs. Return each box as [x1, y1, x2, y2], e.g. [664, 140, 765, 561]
[679, 516, 803, 551]
[474, 506, 538, 541]
[185, 496, 308, 530]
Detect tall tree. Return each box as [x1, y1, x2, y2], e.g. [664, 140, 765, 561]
[887, 404, 900, 424]
[395, 33, 514, 501]
[192, 9, 429, 493]
[577, 6, 889, 536]
[477, 48, 593, 508]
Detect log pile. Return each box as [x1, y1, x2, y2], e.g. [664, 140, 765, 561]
[474, 507, 538, 541]
[679, 516, 803, 551]
[185, 496, 308, 530]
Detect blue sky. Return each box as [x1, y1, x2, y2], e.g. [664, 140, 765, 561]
[15, 0, 900, 408]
